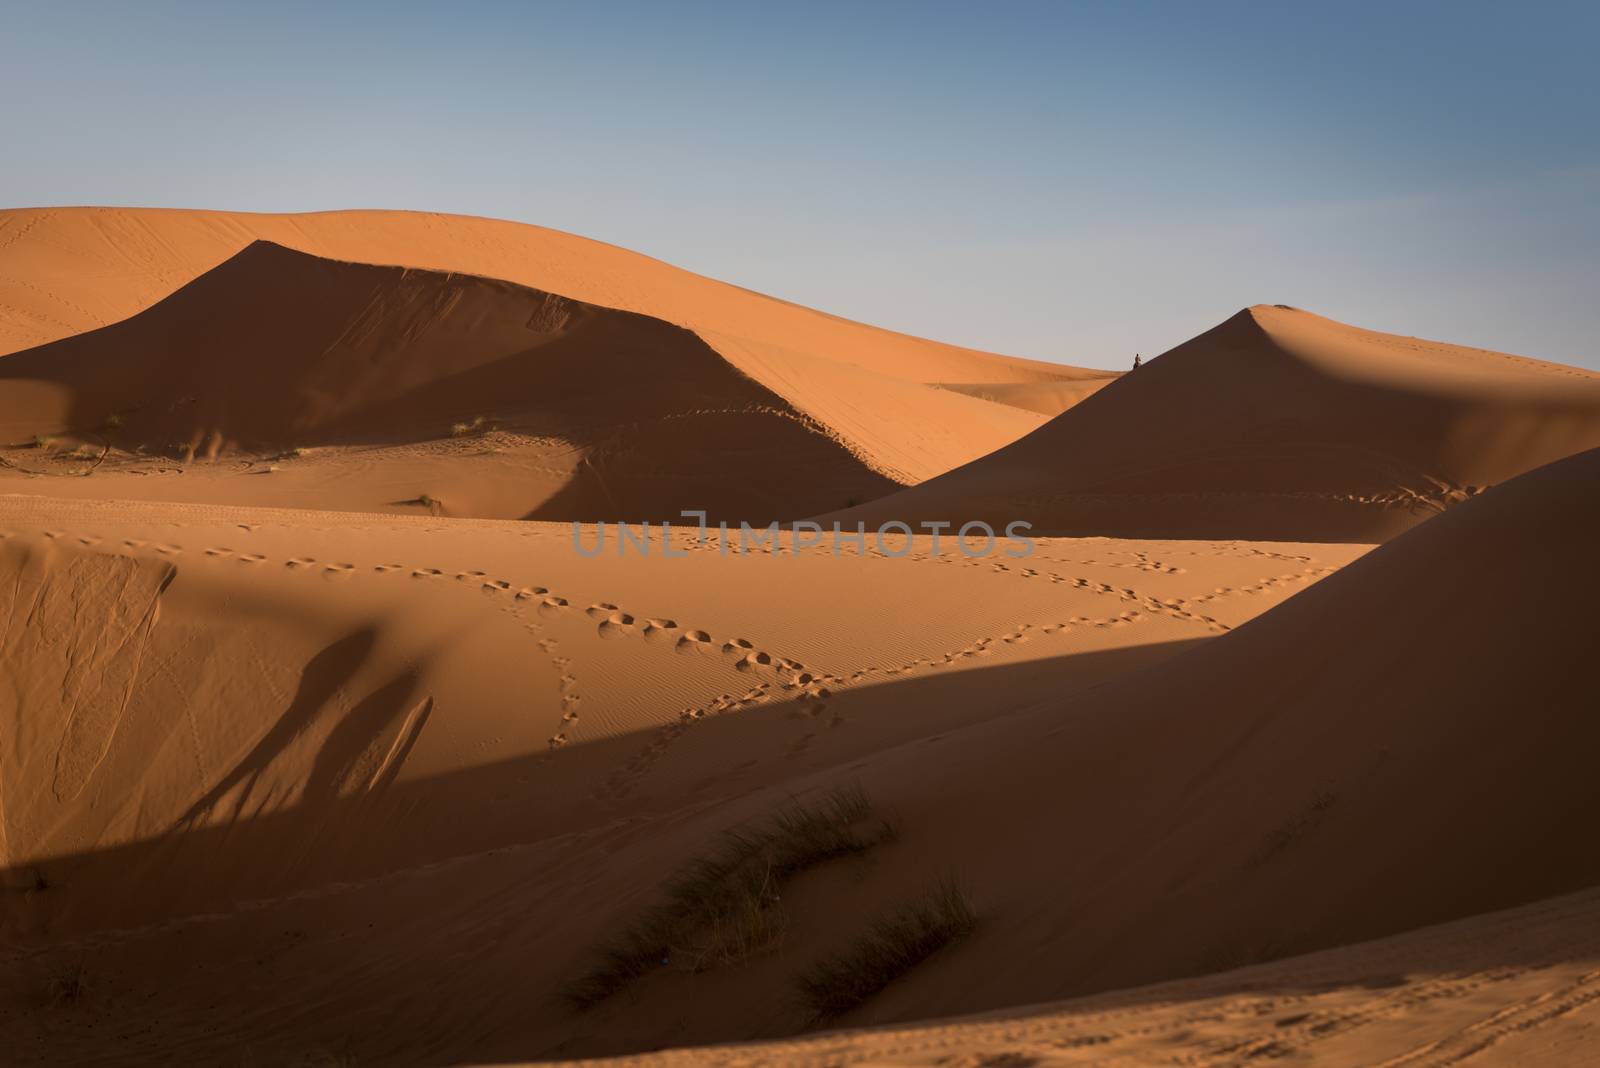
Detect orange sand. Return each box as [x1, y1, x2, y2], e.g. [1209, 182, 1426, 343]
[1, 210, 1596, 1067]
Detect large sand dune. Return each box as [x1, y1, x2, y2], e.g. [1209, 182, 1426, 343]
[0, 211, 1113, 518]
[2, 446, 1596, 1063]
[0, 241, 926, 521]
[2, 207, 1594, 1068]
[839, 305, 1600, 541]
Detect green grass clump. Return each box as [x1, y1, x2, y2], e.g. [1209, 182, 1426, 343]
[562, 784, 895, 1010]
[794, 876, 976, 1022]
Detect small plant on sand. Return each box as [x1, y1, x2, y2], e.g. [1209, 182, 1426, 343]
[562, 784, 896, 1010]
[31, 434, 55, 450]
[102, 413, 124, 431]
[794, 876, 976, 1022]
[46, 962, 91, 1007]
[450, 415, 492, 437]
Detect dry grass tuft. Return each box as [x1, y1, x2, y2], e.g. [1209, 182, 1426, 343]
[46, 962, 91, 1007]
[562, 784, 895, 1010]
[794, 876, 976, 1022]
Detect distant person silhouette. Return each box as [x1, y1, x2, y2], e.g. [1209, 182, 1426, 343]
[1132, 353, 1142, 370]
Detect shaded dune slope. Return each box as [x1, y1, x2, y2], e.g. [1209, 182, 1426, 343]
[527, 447, 1600, 1051]
[0, 207, 1106, 482]
[839, 305, 1600, 541]
[0, 206, 1086, 384]
[0, 449, 1592, 1059]
[804, 445, 1600, 1028]
[0, 241, 905, 521]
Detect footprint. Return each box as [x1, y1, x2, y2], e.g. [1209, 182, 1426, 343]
[736, 650, 774, 672]
[204, 547, 232, 557]
[539, 596, 570, 616]
[237, 553, 266, 564]
[642, 618, 678, 642]
[373, 563, 404, 573]
[481, 579, 513, 594]
[155, 544, 182, 556]
[322, 563, 356, 579]
[586, 602, 620, 619]
[515, 586, 550, 600]
[286, 557, 317, 569]
[411, 567, 443, 579]
[722, 638, 755, 655]
[676, 630, 713, 654]
[455, 570, 487, 582]
[597, 612, 637, 638]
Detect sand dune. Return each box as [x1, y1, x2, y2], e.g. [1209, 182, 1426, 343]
[3, 447, 1596, 1063]
[546, 885, 1600, 1068]
[504, 446, 1600, 1056]
[0, 488, 1365, 1063]
[0, 241, 925, 521]
[838, 305, 1600, 541]
[0, 495, 1360, 937]
[0, 207, 1107, 503]
[0, 207, 1079, 387]
[3, 206, 1595, 1068]
[929, 374, 1119, 416]
[0, 210, 1120, 519]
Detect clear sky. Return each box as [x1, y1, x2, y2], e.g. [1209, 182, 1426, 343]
[3, 1, 1596, 370]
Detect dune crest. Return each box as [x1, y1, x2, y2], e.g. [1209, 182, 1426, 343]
[837, 304, 1600, 541]
[0, 241, 922, 520]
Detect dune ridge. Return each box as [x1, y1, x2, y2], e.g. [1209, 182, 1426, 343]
[3, 207, 1596, 1067]
[838, 304, 1600, 541]
[1, 443, 1594, 1062]
[0, 240, 924, 521]
[0, 210, 1124, 518]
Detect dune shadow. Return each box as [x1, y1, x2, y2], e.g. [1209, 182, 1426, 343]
[4, 637, 1596, 1065]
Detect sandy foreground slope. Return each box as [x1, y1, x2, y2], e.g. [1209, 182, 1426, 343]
[543, 885, 1600, 1068]
[0, 207, 1114, 499]
[838, 305, 1600, 541]
[0, 488, 1362, 1065]
[1, 445, 1597, 1065]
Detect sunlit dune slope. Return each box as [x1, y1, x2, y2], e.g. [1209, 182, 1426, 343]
[837, 305, 1600, 541]
[0, 207, 1107, 487]
[0, 493, 1361, 944]
[0, 241, 912, 520]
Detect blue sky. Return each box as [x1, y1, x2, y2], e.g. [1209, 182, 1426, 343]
[3, 1, 1596, 369]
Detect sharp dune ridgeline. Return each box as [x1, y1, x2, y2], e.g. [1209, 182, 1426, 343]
[0, 207, 1108, 522]
[837, 304, 1600, 542]
[1, 207, 1598, 1067]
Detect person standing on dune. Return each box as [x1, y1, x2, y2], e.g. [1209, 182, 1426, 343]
[1133, 353, 1143, 370]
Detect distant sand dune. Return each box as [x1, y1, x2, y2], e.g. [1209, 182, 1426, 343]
[0, 207, 1110, 507]
[3, 205, 1596, 1067]
[0, 241, 916, 521]
[837, 305, 1600, 541]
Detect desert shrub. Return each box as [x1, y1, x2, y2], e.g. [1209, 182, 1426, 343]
[46, 962, 90, 1006]
[562, 785, 895, 1009]
[794, 876, 976, 1021]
